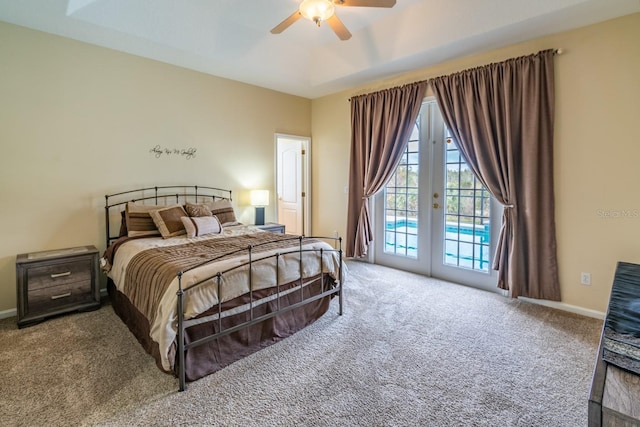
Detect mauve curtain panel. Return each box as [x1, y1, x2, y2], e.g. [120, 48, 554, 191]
[431, 49, 560, 300]
[346, 81, 428, 258]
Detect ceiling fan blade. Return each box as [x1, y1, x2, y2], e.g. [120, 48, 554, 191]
[270, 11, 302, 34]
[335, 0, 396, 7]
[326, 14, 352, 41]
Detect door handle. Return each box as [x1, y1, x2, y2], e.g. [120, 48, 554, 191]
[433, 193, 439, 199]
[433, 203, 440, 209]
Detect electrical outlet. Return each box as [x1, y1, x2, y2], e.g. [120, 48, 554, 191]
[580, 272, 591, 285]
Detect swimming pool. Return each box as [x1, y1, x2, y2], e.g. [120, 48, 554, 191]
[385, 218, 490, 270]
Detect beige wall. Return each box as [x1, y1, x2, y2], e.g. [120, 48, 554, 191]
[311, 13, 640, 313]
[311, 94, 351, 240]
[2, 13, 639, 315]
[0, 22, 311, 312]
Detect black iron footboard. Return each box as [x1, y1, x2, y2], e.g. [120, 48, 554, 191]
[175, 235, 343, 391]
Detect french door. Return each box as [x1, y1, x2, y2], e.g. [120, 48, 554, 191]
[373, 100, 500, 292]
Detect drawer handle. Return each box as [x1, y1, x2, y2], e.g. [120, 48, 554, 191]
[51, 292, 72, 300]
[50, 271, 71, 279]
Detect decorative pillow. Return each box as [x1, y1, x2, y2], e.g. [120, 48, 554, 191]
[125, 202, 161, 237]
[181, 216, 222, 238]
[149, 204, 188, 238]
[185, 202, 213, 217]
[205, 199, 237, 225]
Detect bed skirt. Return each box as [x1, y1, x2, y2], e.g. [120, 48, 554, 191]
[107, 275, 334, 382]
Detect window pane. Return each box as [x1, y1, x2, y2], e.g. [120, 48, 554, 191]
[442, 127, 491, 272]
[383, 119, 420, 258]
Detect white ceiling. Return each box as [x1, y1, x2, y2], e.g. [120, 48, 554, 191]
[1, 0, 639, 99]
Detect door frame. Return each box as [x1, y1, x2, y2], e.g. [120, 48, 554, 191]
[274, 133, 311, 236]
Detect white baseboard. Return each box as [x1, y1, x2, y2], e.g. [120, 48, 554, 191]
[0, 308, 17, 320]
[518, 297, 605, 320]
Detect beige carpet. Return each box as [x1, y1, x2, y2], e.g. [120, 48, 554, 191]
[0, 260, 602, 426]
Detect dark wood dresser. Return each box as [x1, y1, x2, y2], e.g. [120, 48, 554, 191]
[589, 262, 640, 426]
[16, 245, 101, 328]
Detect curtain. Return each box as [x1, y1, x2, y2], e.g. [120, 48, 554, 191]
[346, 81, 428, 258]
[431, 49, 559, 300]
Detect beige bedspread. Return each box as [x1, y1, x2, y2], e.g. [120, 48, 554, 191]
[107, 225, 343, 370]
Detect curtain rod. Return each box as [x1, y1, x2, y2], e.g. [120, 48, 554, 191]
[348, 79, 428, 102]
[348, 48, 563, 102]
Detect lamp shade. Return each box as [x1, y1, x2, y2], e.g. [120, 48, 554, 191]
[250, 190, 270, 206]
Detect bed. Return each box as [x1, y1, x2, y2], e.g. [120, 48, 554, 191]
[102, 185, 344, 391]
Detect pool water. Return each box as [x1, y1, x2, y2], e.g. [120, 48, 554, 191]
[385, 219, 490, 271]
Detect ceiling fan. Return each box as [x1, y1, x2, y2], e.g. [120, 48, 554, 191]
[270, 0, 396, 41]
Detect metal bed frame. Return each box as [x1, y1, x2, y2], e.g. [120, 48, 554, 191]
[104, 185, 233, 246]
[104, 185, 343, 391]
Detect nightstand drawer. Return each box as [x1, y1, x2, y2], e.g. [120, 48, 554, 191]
[27, 259, 93, 290]
[28, 280, 93, 312]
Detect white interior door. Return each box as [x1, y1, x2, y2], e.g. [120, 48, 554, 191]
[276, 134, 310, 235]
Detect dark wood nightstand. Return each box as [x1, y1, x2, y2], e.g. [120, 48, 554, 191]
[16, 245, 101, 328]
[256, 223, 286, 234]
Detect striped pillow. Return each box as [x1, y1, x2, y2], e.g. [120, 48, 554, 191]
[125, 203, 161, 237]
[205, 199, 237, 225]
[149, 204, 188, 238]
[181, 216, 222, 238]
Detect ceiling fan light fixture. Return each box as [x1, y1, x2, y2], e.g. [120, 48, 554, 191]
[299, 0, 335, 26]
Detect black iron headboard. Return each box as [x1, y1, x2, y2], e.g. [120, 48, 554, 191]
[104, 185, 232, 245]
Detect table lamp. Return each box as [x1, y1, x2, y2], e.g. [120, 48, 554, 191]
[250, 190, 269, 225]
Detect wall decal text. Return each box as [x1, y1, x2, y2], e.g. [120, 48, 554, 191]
[149, 145, 197, 160]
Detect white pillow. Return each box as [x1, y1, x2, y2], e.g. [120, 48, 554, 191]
[181, 216, 222, 238]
